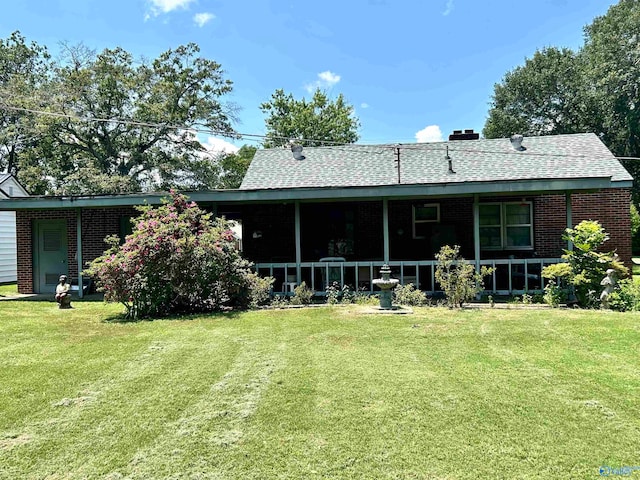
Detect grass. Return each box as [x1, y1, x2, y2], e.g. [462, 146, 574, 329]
[1, 301, 639, 479]
[0, 283, 17, 297]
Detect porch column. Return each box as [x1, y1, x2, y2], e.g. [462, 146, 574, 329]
[294, 201, 302, 283]
[566, 192, 573, 251]
[383, 197, 390, 263]
[76, 208, 83, 299]
[473, 194, 480, 272]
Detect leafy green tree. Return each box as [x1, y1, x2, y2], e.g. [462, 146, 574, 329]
[542, 220, 628, 307]
[483, 47, 589, 139]
[33, 42, 236, 194]
[582, 0, 640, 193]
[0, 32, 51, 193]
[260, 88, 359, 147]
[217, 145, 256, 189]
[484, 1, 640, 203]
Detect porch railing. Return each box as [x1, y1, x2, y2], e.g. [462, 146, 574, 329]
[254, 258, 564, 296]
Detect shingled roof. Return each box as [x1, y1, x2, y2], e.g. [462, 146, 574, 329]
[240, 133, 632, 190]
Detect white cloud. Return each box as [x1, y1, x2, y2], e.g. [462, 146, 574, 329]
[202, 136, 239, 155]
[305, 70, 341, 93]
[442, 0, 454, 16]
[360, 102, 369, 109]
[145, 0, 195, 19]
[415, 125, 444, 143]
[193, 12, 215, 27]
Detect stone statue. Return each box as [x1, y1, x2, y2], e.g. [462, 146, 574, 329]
[55, 275, 72, 309]
[600, 269, 616, 309]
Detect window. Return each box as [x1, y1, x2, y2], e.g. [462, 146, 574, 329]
[479, 202, 533, 250]
[412, 203, 440, 239]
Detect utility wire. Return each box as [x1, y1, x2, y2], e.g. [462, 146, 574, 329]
[2, 102, 640, 161]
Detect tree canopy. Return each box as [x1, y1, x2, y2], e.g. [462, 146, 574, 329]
[483, 0, 640, 202]
[0, 34, 238, 194]
[260, 88, 360, 148]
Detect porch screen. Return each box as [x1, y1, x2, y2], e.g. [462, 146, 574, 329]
[479, 202, 532, 250]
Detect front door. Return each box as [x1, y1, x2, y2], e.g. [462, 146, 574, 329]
[33, 220, 68, 294]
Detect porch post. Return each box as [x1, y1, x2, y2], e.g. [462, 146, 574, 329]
[295, 201, 302, 284]
[383, 197, 390, 263]
[566, 192, 573, 251]
[76, 208, 83, 299]
[473, 194, 480, 272]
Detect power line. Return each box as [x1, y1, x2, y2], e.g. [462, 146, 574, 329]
[1, 102, 639, 161]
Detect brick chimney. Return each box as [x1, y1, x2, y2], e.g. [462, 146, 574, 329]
[449, 129, 479, 141]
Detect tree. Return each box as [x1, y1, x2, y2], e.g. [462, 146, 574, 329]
[484, 1, 640, 203]
[541, 220, 628, 307]
[260, 88, 359, 147]
[0, 33, 249, 194]
[0, 32, 51, 193]
[483, 47, 589, 139]
[85, 192, 273, 319]
[217, 145, 256, 189]
[581, 0, 640, 194]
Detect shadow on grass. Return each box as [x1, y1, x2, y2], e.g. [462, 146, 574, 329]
[102, 308, 244, 324]
[0, 293, 106, 303]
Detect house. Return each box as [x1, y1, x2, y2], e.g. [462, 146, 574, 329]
[0, 131, 632, 296]
[0, 174, 29, 283]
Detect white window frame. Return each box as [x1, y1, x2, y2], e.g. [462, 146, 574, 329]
[412, 203, 440, 239]
[479, 201, 533, 250]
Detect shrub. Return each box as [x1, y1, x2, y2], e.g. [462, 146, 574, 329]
[541, 220, 628, 308]
[85, 191, 273, 319]
[543, 279, 567, 307]
[290, 281, 314, 305]
[608, 278, 640, 311]
[435, 245, 494, 308]
[393, 283, 428, 306]
[324, 282, 355, 305]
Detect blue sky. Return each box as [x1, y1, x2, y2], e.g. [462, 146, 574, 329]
[1, 0, 618, 152]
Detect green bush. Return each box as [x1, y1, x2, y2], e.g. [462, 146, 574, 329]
[541, 220, 628, 308]
[543, 279, 567, 307]
[435, 245, 494, 308]
[608, 278, 640, 311]
[393, 283, 428, 306]
[85, 191, 273, 319]
[290, 281, 314, 305]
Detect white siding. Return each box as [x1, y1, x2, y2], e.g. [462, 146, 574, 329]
[0, 177, 29, 198]
[0, 211, 17, 283]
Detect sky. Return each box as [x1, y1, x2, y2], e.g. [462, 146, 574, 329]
[0, 0, 620, 153]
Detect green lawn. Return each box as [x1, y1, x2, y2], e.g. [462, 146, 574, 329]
[0, 283, 17, 297]
[1, 301, 639, 479]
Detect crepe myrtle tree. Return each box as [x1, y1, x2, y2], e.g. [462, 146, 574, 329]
[85, 191, 273, 319]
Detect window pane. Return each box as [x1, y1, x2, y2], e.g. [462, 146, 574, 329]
[414, 222, 432, 239]
[479, 205, 501, 225]
[415, 205, 438, 222]
[480, 227, 502, 248]
[505, 204, 530, 225]
[506, 226, 532, 247]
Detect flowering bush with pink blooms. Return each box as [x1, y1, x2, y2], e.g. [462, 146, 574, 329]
[85, 192, 273, 319]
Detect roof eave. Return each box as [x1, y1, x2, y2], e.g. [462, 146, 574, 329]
[0, 177, 625, 210]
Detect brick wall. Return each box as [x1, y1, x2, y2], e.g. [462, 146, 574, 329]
[533, 189, 632, 265]
[16, 207, 137, 294]
[15, 188, 632, 293]
[388, 197, 474, 260]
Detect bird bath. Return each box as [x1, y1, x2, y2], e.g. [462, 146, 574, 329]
[372, 264, 399, 309]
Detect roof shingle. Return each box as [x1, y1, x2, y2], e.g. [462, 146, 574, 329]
[240, 133, 632, 190]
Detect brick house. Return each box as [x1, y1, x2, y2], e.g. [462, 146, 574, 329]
[0, 132, 633, 296]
